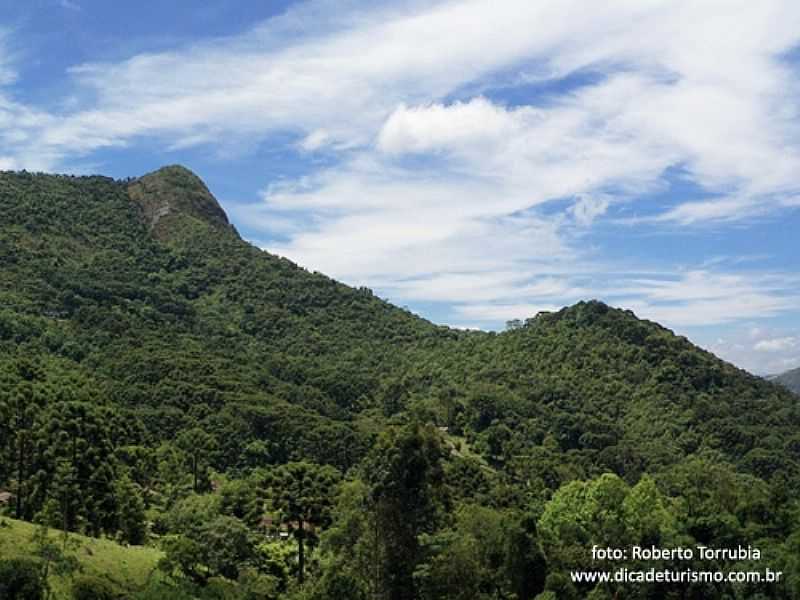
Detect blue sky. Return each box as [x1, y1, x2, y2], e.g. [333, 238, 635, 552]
[2, 0, 800, 374]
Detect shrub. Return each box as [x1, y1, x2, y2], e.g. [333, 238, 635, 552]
[71, 574, 119, 600]
[0, 557, 44, 600]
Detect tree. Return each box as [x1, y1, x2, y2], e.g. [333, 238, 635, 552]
[71, 575, 118, 600]
[363, 423, 447, 600]
[199, 515, 256, 581]
[159, 535, 206, 585]
[505, 511, 548, 600]
[219, 478, 260, 526]
[176, 427, 216, 493]
[30, 525, 80, 600]
[314, 479, 380, 600]
[0, 380, 44, 519]
[115, 445, 158, 508]
[537, 473, 678, 599]
[415, 530, 485, 600]
[414, 504, 541, 600]
[160, 515, 256, 585]
[26, 402, 118, 535]
[0, 557, 45, 600]
[165, 493, 221, 536]
[269, 461, 341, 584]
[115, 474, 147, 544]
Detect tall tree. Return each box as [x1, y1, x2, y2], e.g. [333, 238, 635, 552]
[269, 461, 341, 584]
[0, 380, 44, 519]
[27, 402, 118, 535]
[176, 427, 216, 493]
[115, 474, 147, 545]
[363, 423, 447, 600]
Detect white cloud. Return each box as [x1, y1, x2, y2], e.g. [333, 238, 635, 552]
[0, 31, 60, 171]
[2, 0, 799, 207]
[0, 29, 18, 87]
[59, 0, 82, 11]
[755, 336, 797, 352]
[703, 325, 800, 374]
[1, 1, 799, 371]
[571, 194, 611, 227]
[607, 270, 800, 327]
[260, 156, 572, 284]
[298, 129, 331, 152]
[377, 98, 524, 154]
[382, 273, 588, 305]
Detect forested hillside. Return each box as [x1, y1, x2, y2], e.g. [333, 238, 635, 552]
[774, 367, 800, 395]
[2, 167, 800, 600]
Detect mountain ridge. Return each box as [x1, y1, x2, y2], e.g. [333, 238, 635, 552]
[0, 164, 797, 488]
[773, 366, 800, 395]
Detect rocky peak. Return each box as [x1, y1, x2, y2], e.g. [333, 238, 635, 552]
[127, 165, 233, 238]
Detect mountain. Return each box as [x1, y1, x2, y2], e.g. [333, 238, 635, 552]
[2, 166, 799, 599]
[2, 165, 793, 476]
[0, 166, 452, 472]
[773, 367, 800, 395]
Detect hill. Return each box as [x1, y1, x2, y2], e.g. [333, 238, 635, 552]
[0, 517, 161, 599]
[773, 367, 800, 395]
[2, 166, 799, 599]
[425, 301, 799, 483]
[0, 166, 453, 477]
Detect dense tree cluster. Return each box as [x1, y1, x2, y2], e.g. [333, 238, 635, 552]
[1, 168, 800, 599]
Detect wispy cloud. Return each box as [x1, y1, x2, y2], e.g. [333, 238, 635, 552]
[2, 0, 800, 212]
[755, 336, 797, 352]
[1, 1, 800, 371]
[607, 270, 800, 326]
[0, 30, 17, 87]
[58, 0, 82, 11]
[0, 29, 53, 170]
[431, 269, 800, 330]
[705, 326, 800, 374]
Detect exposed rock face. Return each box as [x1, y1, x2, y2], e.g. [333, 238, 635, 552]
[127, 165, 232, 239]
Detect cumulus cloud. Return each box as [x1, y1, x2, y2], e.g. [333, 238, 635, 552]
[377, 98, 525, 154]
[1, 1, 800, 370]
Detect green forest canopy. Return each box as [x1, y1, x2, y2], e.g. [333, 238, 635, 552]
[1, 166, 799, 599]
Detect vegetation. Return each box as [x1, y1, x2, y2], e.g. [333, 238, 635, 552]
[0, 518, 161, 599]
[1, 166, 800, 598]
[774, 367, 800, 395]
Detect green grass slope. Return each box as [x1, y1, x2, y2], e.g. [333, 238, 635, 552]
[0, 517, 162, 599]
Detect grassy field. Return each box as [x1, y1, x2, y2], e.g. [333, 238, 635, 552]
[0, 516, 162, 599]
